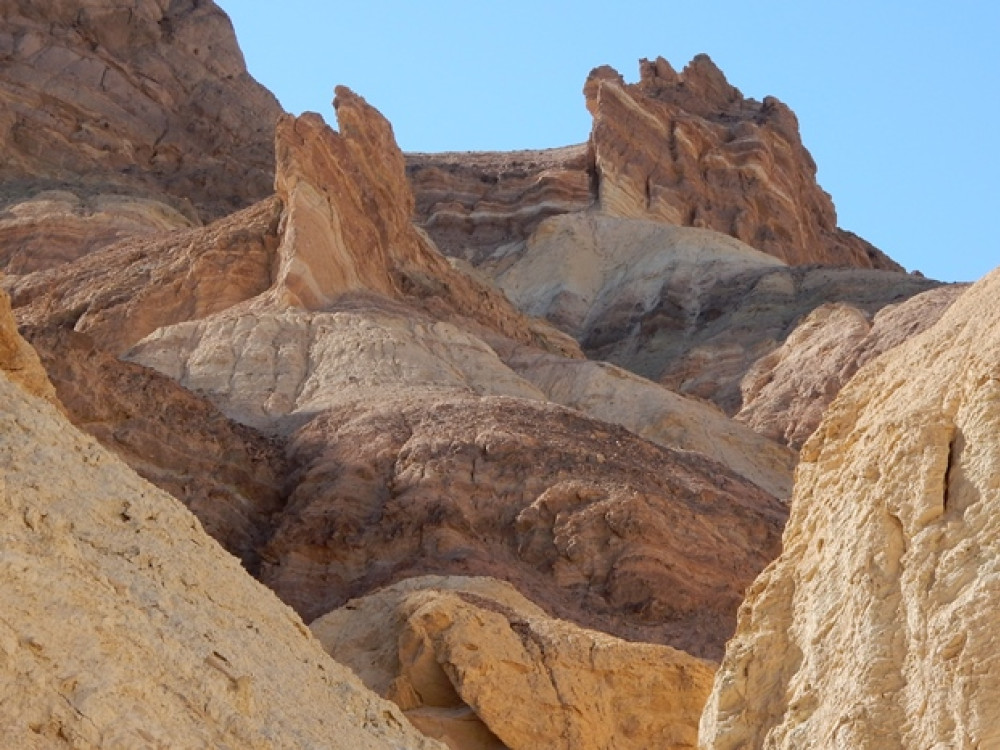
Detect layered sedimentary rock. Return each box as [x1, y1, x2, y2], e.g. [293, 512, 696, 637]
[0, 368, 440, 747]
[700, 267, 1000, 748]
[313, 576, 715, 750]
[493, 212, 939, 412]
[585, 56, 898, 269]
[0, 190, 194, 273]
[0, 0, 281, 223]
[736, 284, 967, 448]
[22, 324, 288, 569]
[407, 145, 594, 264]
[259, 393, 786, 659]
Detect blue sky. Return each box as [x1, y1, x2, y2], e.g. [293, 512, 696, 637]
[223, 2, 998, 283]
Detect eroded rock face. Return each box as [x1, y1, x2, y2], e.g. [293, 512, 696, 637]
[407, 145, 595, 265]
[22, 324, 288, 569]
[0, 369, 442, 749]
[0, 285, 57, 405]
[313, 576, 715, 750]
[493, 212, 940, 412]
[700, 267, 1000, 748]
[260, 393, 787, 660]
[0, 0, 281, 223]
[585, 56, 898, 269]
[735, 284, 967, 448]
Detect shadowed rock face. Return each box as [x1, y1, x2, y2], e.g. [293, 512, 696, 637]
[259, 393, 787, 661]
[0, 0, 282, 224]
[312, 576, 715, 750]
[700, 267, 1000, 748]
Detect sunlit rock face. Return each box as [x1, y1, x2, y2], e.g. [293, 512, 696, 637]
[700, 266, 1000, 748]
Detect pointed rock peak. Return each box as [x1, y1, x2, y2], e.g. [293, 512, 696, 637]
[682, 53, 739, 98]
[639, 56, 679, 85]
[271, 91, 415, 309]
[583, 64, 627, 115]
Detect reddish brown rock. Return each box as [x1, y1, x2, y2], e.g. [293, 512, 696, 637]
[259, 393, 787, 660]
[22, 324, 288, 569]
[585, 56, 899, 269]
[736, 284, 968, 448]
[0, 0, 282, 224]
[407, 145, 595, 265]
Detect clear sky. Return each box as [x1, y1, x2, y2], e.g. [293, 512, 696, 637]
[223, 1, 998, 283]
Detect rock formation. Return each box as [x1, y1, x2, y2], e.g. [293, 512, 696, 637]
[0, 0, 281, 224]
[313, 576, 715, 750]
[259, 393, 786, 659]
[407, 145, 594, 264]
[736, 284, 967, 448]
[410, 55, 900, 273]
[490, 212, 939, 412]
[0, 285, 57, 405]
[0, 333, 439, 747]
[699, 269, 1000, 748]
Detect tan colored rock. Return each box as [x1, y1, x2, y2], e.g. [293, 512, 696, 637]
[260, 393, 786, 659]
[585, 56, 899, 270]
[22, 324, 288, 569]
[492, 212, 940, 412]
[0, 0, 281, 222]
[7, 197, 282, 353]
[0, 368, 442, 749]
[736, 284, 967, 448]
[0, 190, 194, 273]
[501, 345, 795, 499]
[313, 576, 715, 750]
[407, 145, 595, 265]
[0, 285, 57, 405]
[700, 267, 1000, 748]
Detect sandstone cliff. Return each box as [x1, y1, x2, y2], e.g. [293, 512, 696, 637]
[0, 357, 440, 747]
[735, 284, 967, 448]
[700, 268, 1000, 747]
[0, 0, 281, 223]
[313, 576, 715, 750]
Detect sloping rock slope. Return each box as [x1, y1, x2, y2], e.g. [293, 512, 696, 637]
[735, 284, 967, 448]
[0, 316, 440, 748]
[492, 212, 939, 412]
[700, 266, 1000, 748]
[313, 576, 714, 750]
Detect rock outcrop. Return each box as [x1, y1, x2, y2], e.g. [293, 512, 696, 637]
[585, 56, 898, 269]
[313, 576, 715, 750]
[700, 267, 1000, 748]
[0, 285, 57, 405]
[407, 145, 595, 264]
[0, 365, 440, 748]
[492, 212, 939, 412]
[259, 393, 786, 659]
[0, 0, 281, 224]
[735, 284, 967, 448]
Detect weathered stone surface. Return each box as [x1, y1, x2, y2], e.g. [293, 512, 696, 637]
[492, 212, 940, 412]
[259, 393, 787, 660]
[700, 266, 1000, 748]
[0, 285, 57, 405]
[585, 56, 899, 269]
[0, 0, 281, 223]
[0, 189, 194, 273]
[7, 196, 282, 353]
[407, 145, 595, 265]
[313, 576, 715, 750]
[736, 284, 967, 448]
[0, 369, 442, 749]
[500, 344, 795, 500]
[271, 89, 579, 357]
[22, 324, 288, 569]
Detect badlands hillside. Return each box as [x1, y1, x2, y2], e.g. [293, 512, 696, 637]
[0, 1, 989, 748]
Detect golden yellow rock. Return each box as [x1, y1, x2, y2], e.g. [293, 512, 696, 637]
[0, 284, 57, 405]
[700, 267, 1000, 747]
[0, 368, 443, 748]
[313, 576, 716, 750]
